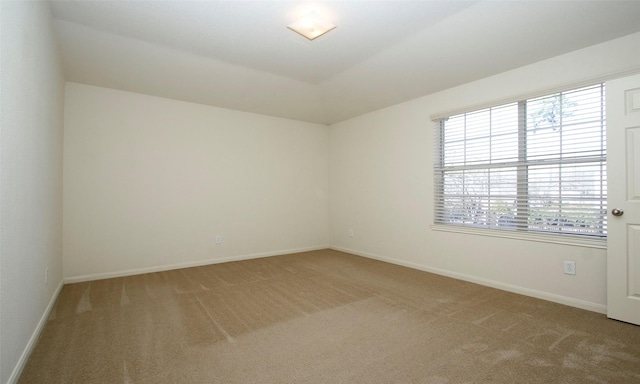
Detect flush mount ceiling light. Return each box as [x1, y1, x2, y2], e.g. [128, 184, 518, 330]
[287, 11, 336, 40]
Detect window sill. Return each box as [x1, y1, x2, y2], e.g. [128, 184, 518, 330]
[430, 224, 606, 249]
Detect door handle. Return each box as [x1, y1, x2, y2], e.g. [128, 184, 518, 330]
[611, 208, 624, 217]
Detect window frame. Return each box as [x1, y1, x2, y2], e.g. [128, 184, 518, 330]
[432, 84, 607, 249]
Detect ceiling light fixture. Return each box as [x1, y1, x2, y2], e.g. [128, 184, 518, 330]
[287, 11, 336, 41]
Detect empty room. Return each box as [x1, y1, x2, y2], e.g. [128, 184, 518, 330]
[3, 0, 640, 383]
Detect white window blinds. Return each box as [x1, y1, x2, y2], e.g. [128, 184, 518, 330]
[434, 84, 606, 239]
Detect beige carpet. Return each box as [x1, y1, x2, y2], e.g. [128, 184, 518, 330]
[18, 249, 640, 383]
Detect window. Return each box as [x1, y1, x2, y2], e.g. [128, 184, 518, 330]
[434, 84, 606, 240]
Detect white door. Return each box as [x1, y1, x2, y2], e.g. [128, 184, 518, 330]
[607, 73, 640, 325]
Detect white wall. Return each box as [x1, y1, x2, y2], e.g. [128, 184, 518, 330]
[0, 2, 65, 383]
[330, 32, 640, 313]
[63, 83, 329, 281]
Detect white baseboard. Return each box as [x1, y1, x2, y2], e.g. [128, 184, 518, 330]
[7, 280, 64, 384]
[330, 246, 607, 314]
[64, 245, 330, 284]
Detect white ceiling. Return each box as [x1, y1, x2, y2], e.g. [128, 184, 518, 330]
[50, 0, 640, 125]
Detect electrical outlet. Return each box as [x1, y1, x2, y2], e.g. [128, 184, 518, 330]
[215, 235, 222, 244]
[349, 229, 354, 237]
[45, 267, 49, 284]
[563, 260, 576, 275]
